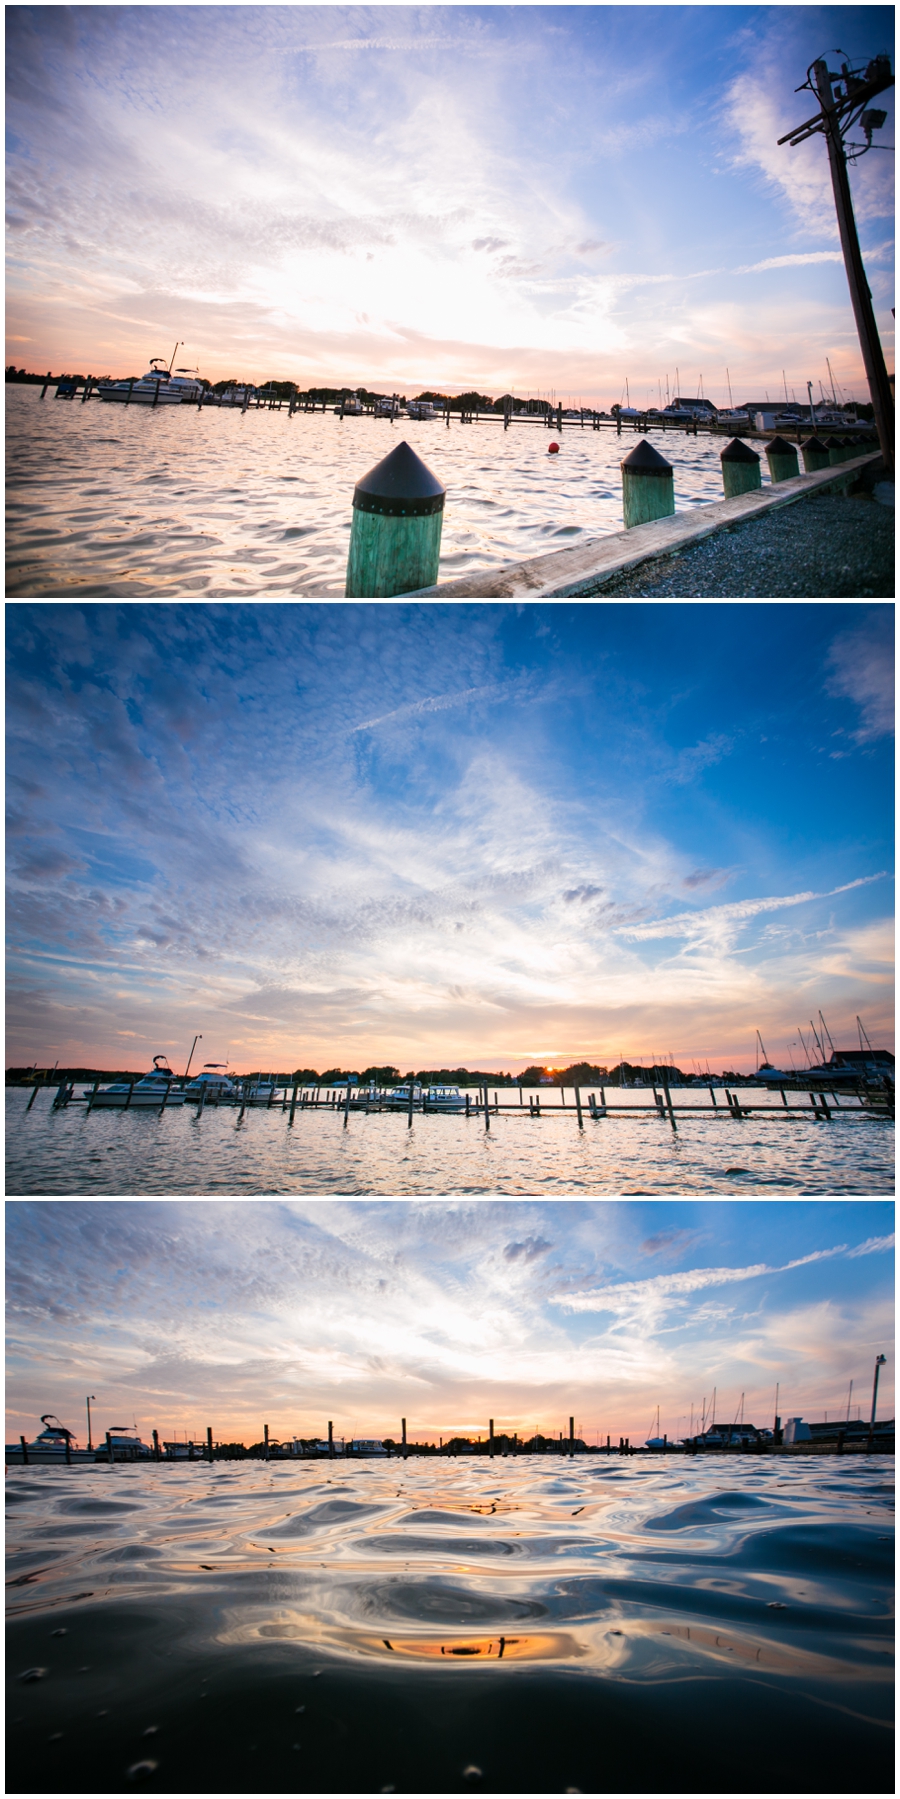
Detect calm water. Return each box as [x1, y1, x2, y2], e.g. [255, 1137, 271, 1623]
[6, 1088, 894, 1196]
[8, 387, 745, 596]
[6, 1453, 894, 1794]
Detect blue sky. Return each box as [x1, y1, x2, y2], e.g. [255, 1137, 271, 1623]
[5, 601, 894, 1075]
[6, 5, 894, 402]
[5, 1200, 894, 1444]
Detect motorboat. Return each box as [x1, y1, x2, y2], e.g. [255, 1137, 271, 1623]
[333, 396, 366, 415]
[183, 1063, 238, 1101]
[382, 1083, 423, 1109]
[98, 358, 185, 404]
[5, 1414, 96, 1464]
[424, 1085, 466, 1112]
[373, 397, 403, 417]
[90, 1055, 186, 1106]
[94, 1426, 152, 1461]
[406, 400, 437, 420]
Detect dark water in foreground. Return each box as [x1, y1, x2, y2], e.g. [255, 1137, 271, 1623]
[6, 1455, 893, 1793]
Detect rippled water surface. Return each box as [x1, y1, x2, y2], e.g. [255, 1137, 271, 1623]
[6, 1088, 894, 1196]
[8, 387, 749, 596]
[7, 1453, 893, 1793]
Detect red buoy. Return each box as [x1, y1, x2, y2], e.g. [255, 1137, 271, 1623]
[548, 441, 560, 454]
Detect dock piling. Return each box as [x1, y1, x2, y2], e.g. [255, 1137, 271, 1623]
[26, 1081, 40, 1112]
[345, 441, 446, 597]
[264, 1424, 270, 1462]
[621, 440, 675, 527]
[575, 1086, 583, 1129]
[569, 1416, 575, 1458]
[20, 1434, 29, 1464]
[720, 438, 761, 498]
[106, 1431, 114, 1465]
[153, 1429, 161, 1462]
[401, 1417, 407, 1461]
[764, 435, 800, 483]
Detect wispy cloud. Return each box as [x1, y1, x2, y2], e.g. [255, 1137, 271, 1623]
[618, 874, 890, 943]
[825, 614, 895, 744]
[553, 1236, 894, 1315]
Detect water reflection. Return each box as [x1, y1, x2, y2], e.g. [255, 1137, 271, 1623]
[7, 1454, 893, 1793]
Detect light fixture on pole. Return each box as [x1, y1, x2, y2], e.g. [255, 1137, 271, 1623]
[867, 1354, 887, 1450]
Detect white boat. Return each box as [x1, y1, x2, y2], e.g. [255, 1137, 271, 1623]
[382, 1083, 423, 1109]
[333, 396, 366, 415]
[5, 1414, 96, 1464]
[424, 1085, 466, 1111]
[90, 1055, 186, 1107]
[98, 358, 184, 405]
[406, 400, 437, 420]
[183, 1063, 238, 1101]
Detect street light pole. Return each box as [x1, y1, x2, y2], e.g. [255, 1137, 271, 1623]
[867, 1354, 887, 1451]
[86, 1394, 95, 1452]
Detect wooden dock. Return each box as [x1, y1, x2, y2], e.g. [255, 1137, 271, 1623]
[39, 1076, 894, 1133]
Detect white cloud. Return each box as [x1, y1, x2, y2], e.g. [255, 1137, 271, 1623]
[826, 616, 895, 743]
[553, 1235, 894, 1315]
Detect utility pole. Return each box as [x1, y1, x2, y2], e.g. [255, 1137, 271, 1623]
[779, 54, 894, 475]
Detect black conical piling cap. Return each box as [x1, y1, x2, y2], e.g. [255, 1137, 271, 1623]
[720, 437, 760, 463]
[764, 435, 798, 457]
[352, 440, 446, 517]
[802, 437, 829, 455]
[620, 440, 673, 476]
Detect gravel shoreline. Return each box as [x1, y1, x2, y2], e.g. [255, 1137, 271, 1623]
[583, 488, 894, 598]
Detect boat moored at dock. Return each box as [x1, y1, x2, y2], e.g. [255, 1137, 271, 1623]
[89, 1056, 186, 1106]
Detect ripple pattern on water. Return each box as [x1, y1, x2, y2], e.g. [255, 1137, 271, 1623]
[8, 387, 753, 596]
[6, 1455, 894, 1793]
[6, 1088, 894, 1195]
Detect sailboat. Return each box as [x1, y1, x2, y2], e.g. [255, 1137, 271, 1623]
[645, 1406, 666, 1449]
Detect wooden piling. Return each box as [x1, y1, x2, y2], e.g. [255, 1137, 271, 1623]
[621, 441, 675, 528]
[207, 1426, 213, 1462]
[343, 1085, 351, 1129]
[106, 1431, 114, 1465]
[290, 1083, 298, 1124]
[264, 1424, 270, 1461]
[720, 438, 761, 498]
[661, 1070, 677, 1133]
[801, 436, 831, 473]
[569, 1416, 575, 1457]
[153, 1429, 161, 1462]
[489, 1418, 494, 1458]
[26, 1081, 40, 1112]
[575, 1086, 583, 1128]
[345, 441, 445, 597]
[407, 1082, 414, 1129]
[401, 1417, 407, 1460]
[764, 435, 800, 483]
[40, 372, 52, 399]
[483, 1083, 490, 1131]
[196, 1084, 205, 1117]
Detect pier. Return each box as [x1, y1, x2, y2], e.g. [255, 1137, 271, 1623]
[30, 1074, 894, 1133]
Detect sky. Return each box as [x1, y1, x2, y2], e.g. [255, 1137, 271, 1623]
[5, 600, 894, 1077]
[6, 5, 894, 404]
[5, 1199, 894, 1446]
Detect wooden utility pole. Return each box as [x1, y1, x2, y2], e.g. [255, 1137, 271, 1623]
[779, 56, 894, 476]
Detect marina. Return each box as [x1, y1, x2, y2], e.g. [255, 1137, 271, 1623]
[7, 1081, 894, 1195]
[5, 385, 881, 598]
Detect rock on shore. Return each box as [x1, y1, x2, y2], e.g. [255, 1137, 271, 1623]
[587, 489, 894, 598]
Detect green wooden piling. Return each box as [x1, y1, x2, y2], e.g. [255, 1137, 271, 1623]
[345, 441, 445, 596]
[801, 436, 831, 473]
[621, 440, 675, 527]
[720, 438, 761, 498]
[764, 435, 800, 483]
